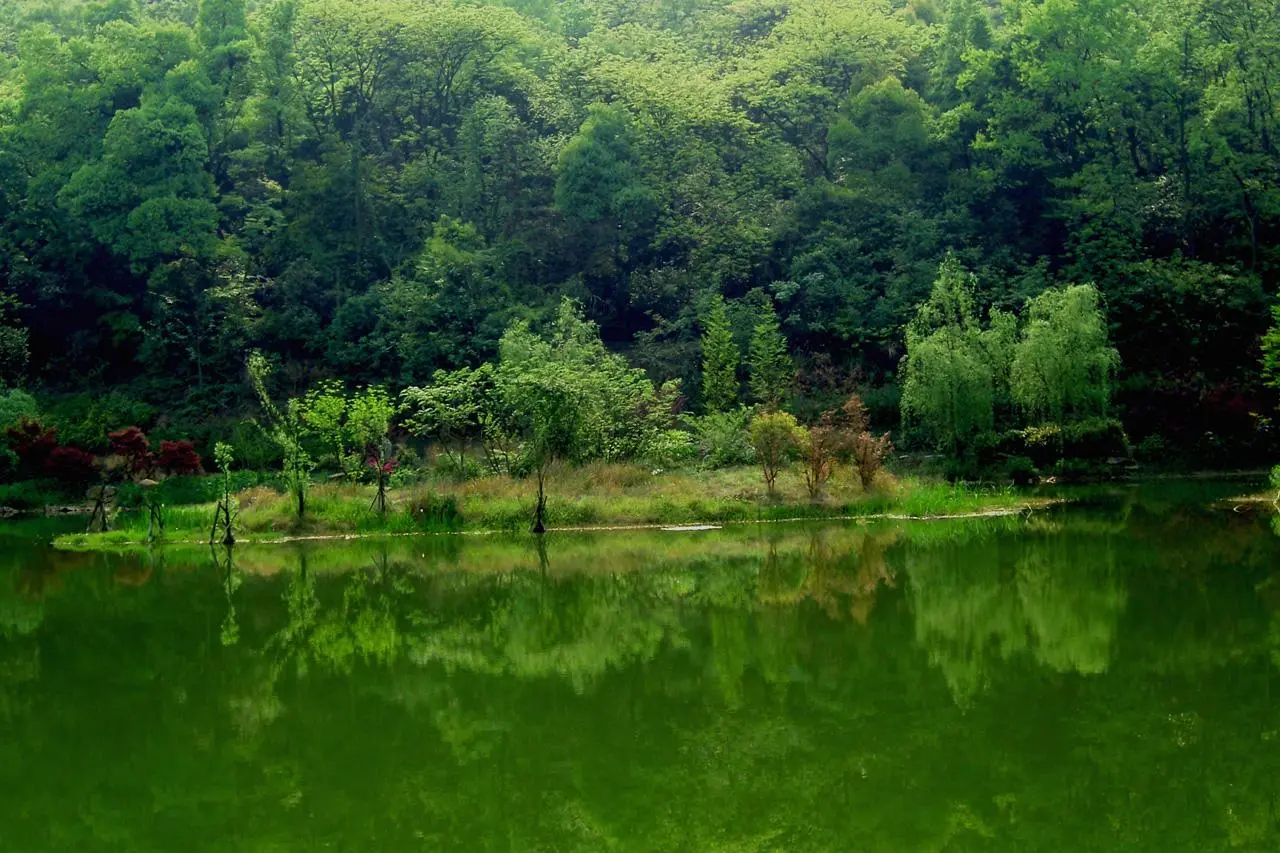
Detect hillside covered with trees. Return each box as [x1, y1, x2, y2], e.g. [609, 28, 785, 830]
[1, 0, 1279, 471]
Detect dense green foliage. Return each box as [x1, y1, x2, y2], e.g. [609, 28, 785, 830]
[0, 0, 1277, 465]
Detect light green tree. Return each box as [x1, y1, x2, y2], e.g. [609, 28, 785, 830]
[210, 441, 237, 546]
[701, 295, 739, 413]
[346, 386, 395, 514]
[749, 410, 803, 496]
[247, 352, 313, 520]
[900, 257, 996, 454]
[402, 366, 492, 479]
[299, 380, 350, 475]
[748, 300, 793, 411]
[1010, 284, 1120, 426]
[346, 386, 394, 456]
[495, 298, 678, 530]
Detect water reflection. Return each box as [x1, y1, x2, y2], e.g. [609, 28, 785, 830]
[1, 491, 1279, 850]
[905, 520, 1125, 704]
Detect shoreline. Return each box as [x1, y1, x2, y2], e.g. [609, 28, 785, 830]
[50, 497, 1062, 552]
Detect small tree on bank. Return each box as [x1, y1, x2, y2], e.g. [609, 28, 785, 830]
[844, 396, 893, 490]
[247, 352, 313, 520]
[402, 366, 490, 479]
[750, 410, 802, 496]
[210, 442, 237, 546]
[496, 298, 681, 531]
[347, 386, 396, 514]
[799, 396, 893, 498]
[299, 380, 352, 476]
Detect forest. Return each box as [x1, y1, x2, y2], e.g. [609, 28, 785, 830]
[1, 0, 1280, 494]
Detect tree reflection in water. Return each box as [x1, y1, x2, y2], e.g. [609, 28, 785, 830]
[2, 492, 1279, 850]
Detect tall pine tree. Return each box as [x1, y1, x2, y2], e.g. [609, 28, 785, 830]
[701, 295, 738, 413]
[749, 300, 792, 411]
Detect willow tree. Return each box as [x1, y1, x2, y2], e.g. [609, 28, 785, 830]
[1010, 285, 1119, 426]
[900, 257, 997, 454]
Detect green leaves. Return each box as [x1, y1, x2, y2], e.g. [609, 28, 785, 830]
[749, 409, 802, 494]
[555, 103, 654, 225]
[496, 298, 672, 465]
[59, 96, 217, 270]
[748, 300, 793, 411]
[902, 258, 1122, 453]
[1262, 304, 1280, 392]
[900, 258, 998, 453]
[700, 295, 739, 414]
[1011, 285, 1119, 426]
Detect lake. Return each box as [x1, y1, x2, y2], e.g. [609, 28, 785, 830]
[2, 481, 1278, 851]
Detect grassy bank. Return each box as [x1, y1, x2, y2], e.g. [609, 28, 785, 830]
[51, 464, 1054, 550]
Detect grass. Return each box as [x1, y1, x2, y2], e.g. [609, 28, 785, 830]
[50, 462, 1054, 551]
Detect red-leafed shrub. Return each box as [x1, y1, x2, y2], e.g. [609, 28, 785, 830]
[45, 446, 98, 490]
[366, 454, 399, 476]
[158, 440, 203, 476]
[6, 418, 58, 476]
[109, 426, 153, 476]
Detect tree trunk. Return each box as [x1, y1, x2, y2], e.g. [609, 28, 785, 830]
[532, 464, 547, 534]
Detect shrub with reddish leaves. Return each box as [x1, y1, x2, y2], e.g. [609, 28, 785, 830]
[5, 418, 58, 477]
[109, 426, 153, 476]
[366, 454, 399, 476]
[158, 440, 203, 476]
[45, 446, 99, 490]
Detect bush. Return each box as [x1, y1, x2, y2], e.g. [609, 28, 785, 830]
[158, 440, 203, 475]
[6, 418, 58, 478]
[852, 430, 893, 491]
[642, 429, 696, 467]
[108, 427, 152, 476]
[1003, 455, 1038, 486]
[45, 446, 98, 491]
[1062, 417, 1129, 460]
[1001, 418, 1129, 468]
[684, 409, 755, 469]
[433, 452, 483, 483]
[0, 446, 16, 482]
[0, 388, 38, 432]
[1014, 424, 1063, 468]
[0, 480, 61, 510]
[116, 471, 273, 509]
[45, 392, 156, 452]
[405, 491, 463, 529]
[1133, 433, 1169, 464]
[1049, 457, 1110, 483]
[227, 419, 283, 470]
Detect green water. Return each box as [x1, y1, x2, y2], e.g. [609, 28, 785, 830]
[2, 483, 1279, 851]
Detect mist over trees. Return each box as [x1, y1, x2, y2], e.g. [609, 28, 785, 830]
[0, 0, 1277, 460]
